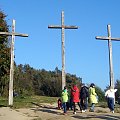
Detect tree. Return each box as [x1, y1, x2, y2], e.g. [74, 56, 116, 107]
[13, 65, 83, 97]
[115, 80, 120, 101]
[95, 85, 105, 102]
[0, 10, 10, 96]
[14, 64, 34, 96]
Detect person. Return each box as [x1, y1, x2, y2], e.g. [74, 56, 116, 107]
[13, 90, 18, 97]
[57, 98, 62, 110]
[89, 83, 98, 112]
[69, 85, 73, 110]
[66, 84, 73, 110]
[80, 83, 89, 112]
[71, 84, 81, 114]
[105, 86, 117, 113]
[61, 86, 69, 115]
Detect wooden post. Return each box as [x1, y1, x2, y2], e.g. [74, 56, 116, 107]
[107, 25, 114, 88]
[0, 19, 28, 106]
[61, 11, 65, 90]
[96, 24, 120, 89]
[9, 19, 15, 106]
[48, 11, 78, 90]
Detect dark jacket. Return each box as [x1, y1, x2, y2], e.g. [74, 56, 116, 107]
[80, 86, 89, 99]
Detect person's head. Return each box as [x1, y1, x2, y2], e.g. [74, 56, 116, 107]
[63, 86, 67, 92]
[90, 83, 95, 88]
[69, 84, 71, 88]
[109, 86, 113, 89]
[64, 86, 67, 90]
[73, 83, 78, 88]
[81, 83, 85, 87]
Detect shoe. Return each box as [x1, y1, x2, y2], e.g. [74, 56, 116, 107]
[81, 110, 85, 113]
[89, 109, 94, 112]
[63, 113, 67, 115]
[73, 112, 76, 114]
[112, 111, 114, 113]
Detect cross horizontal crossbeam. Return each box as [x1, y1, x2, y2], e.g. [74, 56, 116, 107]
[96, 36, 120, 41]
[48, 25, 78, 29]
[0, 32, 28, 37]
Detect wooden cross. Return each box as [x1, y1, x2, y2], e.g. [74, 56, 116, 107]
[96, 24, 120, 89]
[0, 19, 28, 106]
[48, 11, 78, 90]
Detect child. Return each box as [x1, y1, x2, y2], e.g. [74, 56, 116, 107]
[61, 86, 68, 115]
[57, 98, 62, 109]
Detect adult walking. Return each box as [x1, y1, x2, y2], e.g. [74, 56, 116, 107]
[89, 83, 98, 112]
[80, 83, 89, 112]
[71, 84, 81, 114]
[105, 86, 117, 113]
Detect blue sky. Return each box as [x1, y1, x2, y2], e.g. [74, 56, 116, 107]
[1, 0, 120, 90]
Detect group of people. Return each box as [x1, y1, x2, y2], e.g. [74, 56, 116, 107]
[59, 83, 117, 115]
[59, 83, 98, 115]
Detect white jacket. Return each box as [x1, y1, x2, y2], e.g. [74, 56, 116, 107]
[105, 89, 117, 98]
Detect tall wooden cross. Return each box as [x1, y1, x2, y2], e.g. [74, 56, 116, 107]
[48, 11, 78, 90]
[0, 19, 28, 106]
[96, 24, 120, 89]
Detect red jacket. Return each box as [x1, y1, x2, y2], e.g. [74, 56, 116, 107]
[71, 85, 80, 102]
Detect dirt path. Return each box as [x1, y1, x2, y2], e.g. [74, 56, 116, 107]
[0, 103, 120, 120]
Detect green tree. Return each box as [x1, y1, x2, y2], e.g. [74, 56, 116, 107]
[14, 65, 83, 97]
[115, 80, 120, 101]
[0, 10, 10, 96]
[14, 64, 34, 96]
[95, 85, 105, 102]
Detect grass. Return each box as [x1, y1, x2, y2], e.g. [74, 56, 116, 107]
[88, 102, 108, 108]
[0, 97, 8, 107]
[0, 96, 120, 113]
[96, 102, 108, 108]
[0, 95, 58, 109]
[0, 96, 110, 109]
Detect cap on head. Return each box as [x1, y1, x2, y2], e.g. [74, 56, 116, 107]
[90, 83, 95, 87]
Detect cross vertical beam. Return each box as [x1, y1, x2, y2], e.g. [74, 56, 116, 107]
[96, 24, 120, 89]
[61, 11, 65, 90]
[107, 25, 114, 88]
[9, 19, 15, 106]
[48, 11, 78, 90]
[0, 19, 28, 106]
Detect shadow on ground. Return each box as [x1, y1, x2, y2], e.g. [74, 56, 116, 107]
[72, 114, 120, 120]
[30, 102, 120, 120]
